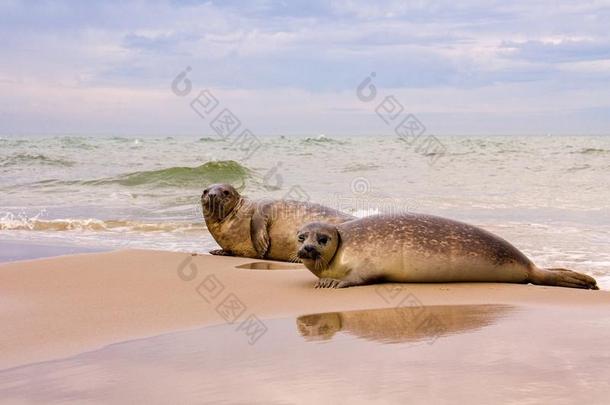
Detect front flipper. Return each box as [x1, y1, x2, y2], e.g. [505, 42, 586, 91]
[314, 278, 351, 289]
[250, 211, 270, 259]
[209, 249, 233, 256]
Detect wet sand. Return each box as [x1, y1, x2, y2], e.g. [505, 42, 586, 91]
[0, 239, 107, 263]
[1, 250, 609, 403]
[2, 305, 609, 404]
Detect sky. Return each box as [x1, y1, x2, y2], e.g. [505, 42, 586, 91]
[1, 0, 610, 136]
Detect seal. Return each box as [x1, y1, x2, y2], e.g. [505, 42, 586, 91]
[201, 183, 355, 262]
[296, 214, 599, 289]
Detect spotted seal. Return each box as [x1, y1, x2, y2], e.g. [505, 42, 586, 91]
[202, 183, 355, 261]
[296, 214, 598, 289]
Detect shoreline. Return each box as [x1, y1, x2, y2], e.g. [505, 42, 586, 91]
[1, 249, 609, 371]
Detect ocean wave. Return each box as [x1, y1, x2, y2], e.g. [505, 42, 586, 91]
[0, 153, 75, 167]
[198, 137, 224, 142]
[341, 163, 381, 172]
[302, 134, 347, 145]
[56, 136, 98, 149]
[0, 212, 205, 233]
[108, 136, 133, 142]
[458, 139, 515, 148]
[0, 138, 29, 147]
[454, 139, 529, 156]
[83, 160, 251, 188]
[573, 148, 608, 155]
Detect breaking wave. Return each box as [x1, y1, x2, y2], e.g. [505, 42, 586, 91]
[83, 160, 251, 188]
[0, 211, 205, 233]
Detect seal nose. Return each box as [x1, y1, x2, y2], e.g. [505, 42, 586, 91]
[303, 245, 316, 253]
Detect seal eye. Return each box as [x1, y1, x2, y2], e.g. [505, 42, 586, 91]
[223, 190, 230, 196]
[318, 236, 328, 245]
[203, 189, 208, 195]
[298, 234, 305, 243]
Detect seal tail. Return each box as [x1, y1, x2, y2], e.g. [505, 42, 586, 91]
[528, 266, 599, 290]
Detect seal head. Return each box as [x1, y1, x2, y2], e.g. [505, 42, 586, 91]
[296, 222, 339, 276]
[201, 183, 241, 221]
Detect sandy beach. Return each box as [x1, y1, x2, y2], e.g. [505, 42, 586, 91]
[1, 249, 609, 403]
[3, 1, 610, 403]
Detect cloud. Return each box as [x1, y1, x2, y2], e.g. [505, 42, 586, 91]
[1, 0, 610, 135]
[501, 39, 610, 63]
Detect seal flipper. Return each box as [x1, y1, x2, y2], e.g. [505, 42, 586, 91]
[209, 249, 234, 256]
[314, 278, 354, 289]
[528, 266, 598, 290]
[315, 278, 340, 288]
[250, 211, 270, 259]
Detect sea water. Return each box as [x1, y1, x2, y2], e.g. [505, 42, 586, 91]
[0, 134, 608, 287]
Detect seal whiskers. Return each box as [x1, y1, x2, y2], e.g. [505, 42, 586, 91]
[318, 256, 329, 271]
[314, 257, 326, 273]
[288, 253, 302, 264]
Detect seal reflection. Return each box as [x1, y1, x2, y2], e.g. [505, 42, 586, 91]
[296, 304, 513, 344]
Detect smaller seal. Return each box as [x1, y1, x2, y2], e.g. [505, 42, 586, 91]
[201, 183, 355, 262]
[296, 214, 599, 289]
